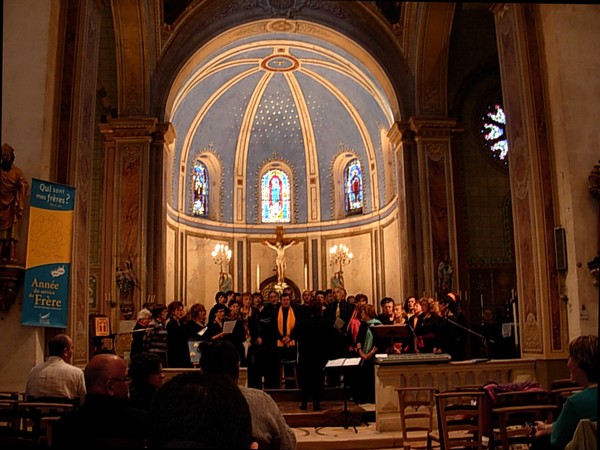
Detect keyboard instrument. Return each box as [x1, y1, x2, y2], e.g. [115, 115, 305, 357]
[374, 353, 451, 365]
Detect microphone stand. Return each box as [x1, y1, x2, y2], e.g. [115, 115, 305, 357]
[443, 315, 494, 358]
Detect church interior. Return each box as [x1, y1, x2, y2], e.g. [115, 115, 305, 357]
[1, 0, 599, 428]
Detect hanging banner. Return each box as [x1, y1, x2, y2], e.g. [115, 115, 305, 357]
[21, 179, 75, 328]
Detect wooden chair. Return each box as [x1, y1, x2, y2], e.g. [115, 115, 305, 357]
[492, 404, 557, 450]
[395, 387, 438, 450]
[427, 390, 486, 450]
[13, 401, 74, 444]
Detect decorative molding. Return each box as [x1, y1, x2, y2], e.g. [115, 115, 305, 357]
[424, 143, 446, 162]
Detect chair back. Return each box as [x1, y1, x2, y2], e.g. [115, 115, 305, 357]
[492, 404, 557, 450]
[396, 386, 438, 450]
[434, 390, 485, 450]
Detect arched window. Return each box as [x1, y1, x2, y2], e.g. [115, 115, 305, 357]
[191, 160, 209, 217]
[344, 159, 363, 215]
[480, 103, 509, 167]
[261, 168, 291, 223]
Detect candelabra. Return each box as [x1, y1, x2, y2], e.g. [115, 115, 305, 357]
[329, 244, 353, 287]
[212, 244, 232, 290]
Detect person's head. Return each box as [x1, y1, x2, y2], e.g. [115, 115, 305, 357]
[198, 339, 240, 383]
[302, 290, 313, 304]
[48, 334, 74, 363]
[567, 335, 598, 385]
[228, 298, 240, 316]
[225, 290, 235, 301]
[280, 292, 292, 308]
[439, 293, 457, 315]
[419, 297, 433, 313]
[333, 286, 346, 301]
[213, 303, 227, 321]
[149, 372, 255, 449]
[168, 300, 185, 320]
[129, 352, 164, 390]
[393, 304, 405, 321]
[136, 308, 152, 326]
[268, 290, 279, 304]
[413, 300, 423, 315]
[240, 292, 252, 308]
[152, 304, 168, 322]
[215, 291, 227, 304]
[381, 297, 395, 315]
[85, 353, 131, 399]
[355, 293, 368, 306]
[251, 292, 263, 308]
[315, 290, 326, 304]
[189, 303, 206, 323]
[404, 296, 417, 313]
[360, 304, 377, 321]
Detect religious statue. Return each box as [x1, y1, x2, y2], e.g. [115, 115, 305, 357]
[0, 143, 29, 263]
[437, 255, 454, 295]
[263, 226, 297, 285]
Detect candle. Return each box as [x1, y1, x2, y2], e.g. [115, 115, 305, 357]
[256, 264, 260, 290]
[512, 301, 518, 347]
[480, 294, 484, 310]
[304, 263, 308, 291]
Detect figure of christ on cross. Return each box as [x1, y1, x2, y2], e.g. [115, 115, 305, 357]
[263, 226, 297, 285]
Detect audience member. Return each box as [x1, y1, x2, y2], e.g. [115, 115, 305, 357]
[531, 335, 598, 450]
[128, 352, 164, 410]
[149, 371, 256, 449]
[53, 353, 148, 448]
[25, 333, 86, 405]
[130, 308, 152, 358]
[199, 339, 296, 450]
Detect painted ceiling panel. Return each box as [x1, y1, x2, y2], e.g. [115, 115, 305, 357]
[170, 29, 394, 225]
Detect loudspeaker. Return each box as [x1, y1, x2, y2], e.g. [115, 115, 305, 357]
[554, 227, 567, 271]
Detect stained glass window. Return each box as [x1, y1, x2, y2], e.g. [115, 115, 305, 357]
[481, 103, 509, 166]
[261, 169, 291, 223]
[191, 160, 209, 217]
[344, 159, 363, 215]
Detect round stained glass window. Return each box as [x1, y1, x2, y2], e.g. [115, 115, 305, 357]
[480, 103, 509, 167]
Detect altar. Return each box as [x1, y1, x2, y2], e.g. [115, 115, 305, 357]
[374, 358, 537, 431]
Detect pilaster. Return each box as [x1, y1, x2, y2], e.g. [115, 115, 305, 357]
[492, 4, 564, 357]
[99, 117, 160, 328]
[409, 117, 458, 297]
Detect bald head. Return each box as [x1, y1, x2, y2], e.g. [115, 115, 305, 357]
[85, 354, 130, 398]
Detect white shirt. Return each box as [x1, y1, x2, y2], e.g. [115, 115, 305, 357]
[25, 356, 86, 405]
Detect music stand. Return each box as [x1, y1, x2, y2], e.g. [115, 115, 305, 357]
[315, 357, 364, 433]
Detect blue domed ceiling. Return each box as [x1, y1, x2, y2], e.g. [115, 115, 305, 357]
[168, 20, 397, 226]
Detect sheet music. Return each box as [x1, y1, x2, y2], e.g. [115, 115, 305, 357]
[325, 357, 361, 368]
[222, 320, 236, 334]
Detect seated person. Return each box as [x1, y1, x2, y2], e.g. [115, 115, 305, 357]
[199, 339, 296, 450]
[25, 333, 85, 406]
[148, 371, 257, 449]
[532, 335, 598, 450]
[128, 352, 165, 410]
[53, 353, 148, 448]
